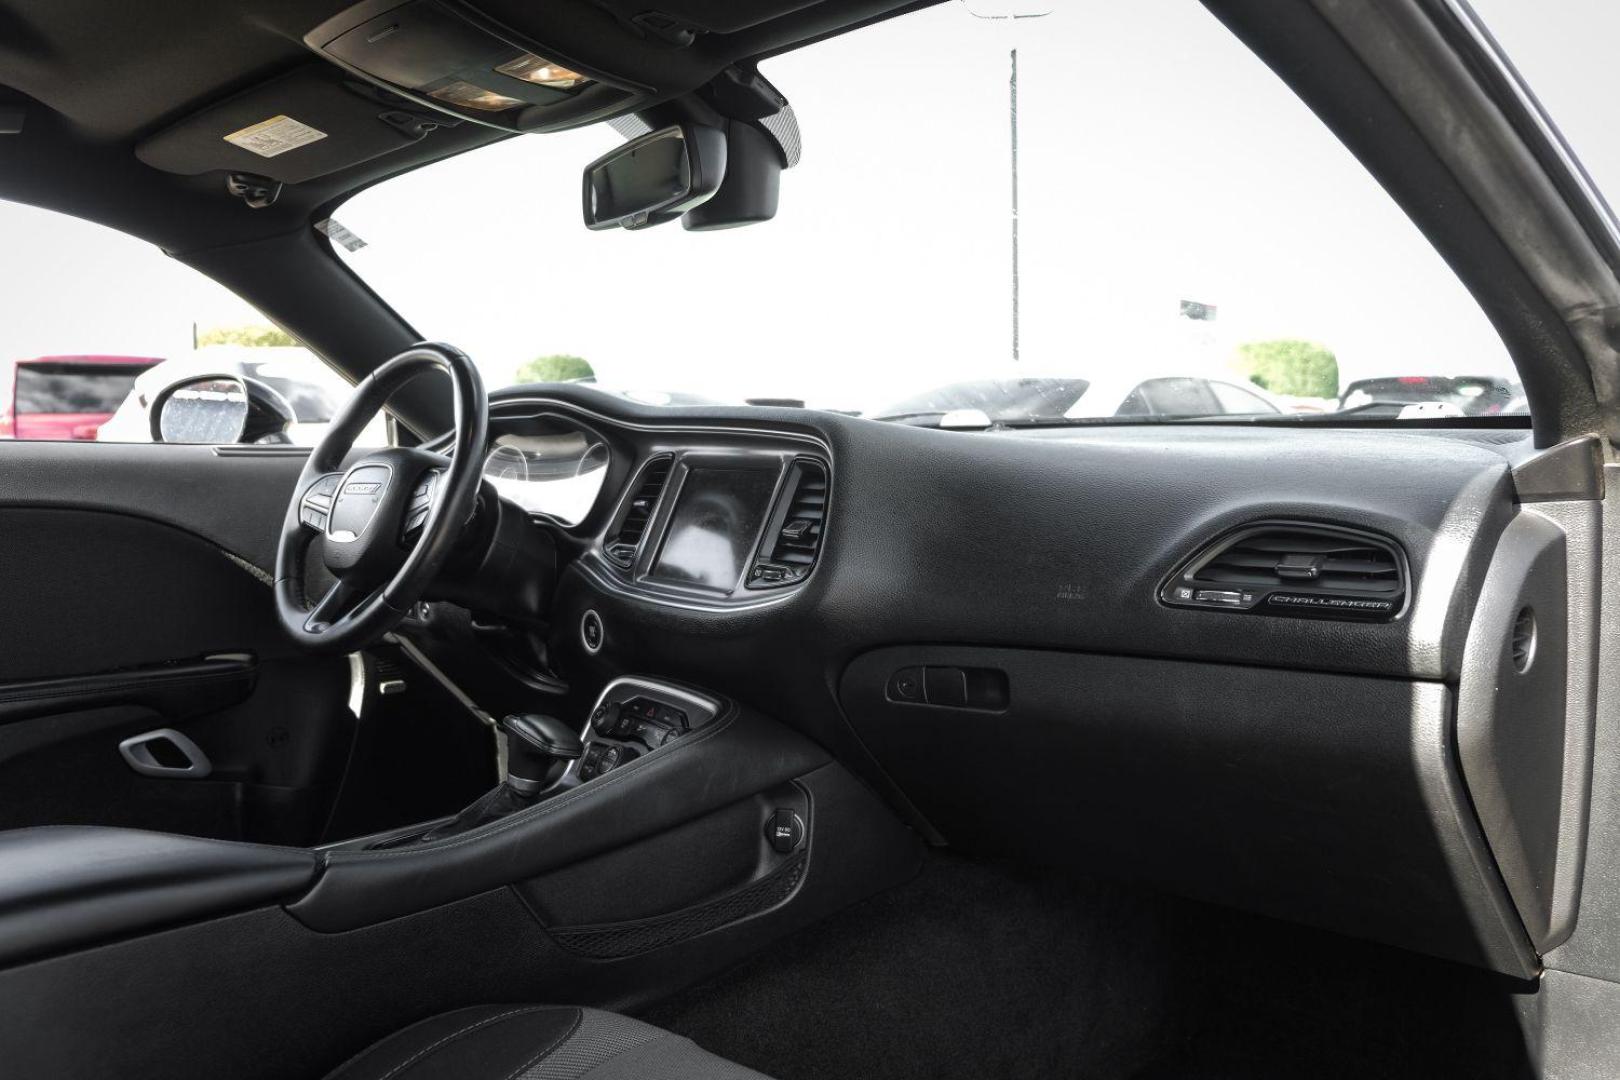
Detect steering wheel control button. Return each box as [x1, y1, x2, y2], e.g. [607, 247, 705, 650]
[400, 470, 439, 541]
[765, 809, 805, 854]
[299, 474, 341, 530]
[581, 609, 604, 653]
[886, 667, 924, 703]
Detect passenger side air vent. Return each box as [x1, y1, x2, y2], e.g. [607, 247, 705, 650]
[746, 459, 828, 589]
[605, 456, 673, 568]
[1161, 522, 1407, 620]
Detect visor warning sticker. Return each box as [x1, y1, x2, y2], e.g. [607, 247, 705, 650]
[224, 115, 328, 158]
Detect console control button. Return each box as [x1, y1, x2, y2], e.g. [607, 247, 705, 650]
[578, 742, 605, 780]
[578, 741, 636, 781]
[765, 809, 805, 854]
[581, 610, 604, 653]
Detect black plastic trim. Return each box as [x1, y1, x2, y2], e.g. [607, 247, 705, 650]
[1159, 519, 1411, 622]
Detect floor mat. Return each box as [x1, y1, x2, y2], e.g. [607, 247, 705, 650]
[645, 853, 1536, 1080]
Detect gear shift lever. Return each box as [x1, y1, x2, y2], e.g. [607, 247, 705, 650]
[407, 713, 582, 845]
[502, 713, 583, 795]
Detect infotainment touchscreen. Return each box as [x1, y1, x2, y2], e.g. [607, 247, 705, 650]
[649, 466, 780, 591]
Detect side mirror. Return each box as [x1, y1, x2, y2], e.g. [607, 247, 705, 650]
[582, 124, 726, 231]
[152, 375, 295, 444]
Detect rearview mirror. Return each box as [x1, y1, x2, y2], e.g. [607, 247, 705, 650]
[152, 375, 295, 444]
[582, 124, 726, 231]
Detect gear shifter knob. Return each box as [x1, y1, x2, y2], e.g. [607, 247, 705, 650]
[502, 713, 583, 796]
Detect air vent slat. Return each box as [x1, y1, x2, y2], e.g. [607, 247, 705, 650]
[605, 457, 672, 569]
[1164, 522, 1406, 620]
[746, 459, 829, 589]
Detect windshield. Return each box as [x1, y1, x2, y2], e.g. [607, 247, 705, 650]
[331, 0, 1525, 425]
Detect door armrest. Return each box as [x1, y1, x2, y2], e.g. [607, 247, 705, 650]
[0, 826, 318, 966]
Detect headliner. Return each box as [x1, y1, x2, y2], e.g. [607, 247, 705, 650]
[0, 0, 926, 253]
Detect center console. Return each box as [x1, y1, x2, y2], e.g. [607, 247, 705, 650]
[0, 669, 924, 1080]
[573, 677, 720, 782]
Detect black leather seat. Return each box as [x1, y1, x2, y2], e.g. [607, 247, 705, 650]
[325, 1004, 773, 1080]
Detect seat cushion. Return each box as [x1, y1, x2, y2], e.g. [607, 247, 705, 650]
[324, 1004, 774, 1080]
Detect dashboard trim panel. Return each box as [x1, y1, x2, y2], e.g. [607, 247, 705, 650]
[474, 396, 833, 611]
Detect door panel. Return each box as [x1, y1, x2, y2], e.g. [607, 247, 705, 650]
[0, 444, 356, 843]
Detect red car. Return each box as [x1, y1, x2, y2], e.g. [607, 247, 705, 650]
[0, 354, 162, 440]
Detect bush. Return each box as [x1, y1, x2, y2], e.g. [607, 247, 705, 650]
[1231, 339, 1339, 399]
[197, 323, 298, 348]
[515, 354, 594, 384]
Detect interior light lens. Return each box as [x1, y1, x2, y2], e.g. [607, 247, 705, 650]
[428, 80, 524, 112]
[495, 53, 592, 90]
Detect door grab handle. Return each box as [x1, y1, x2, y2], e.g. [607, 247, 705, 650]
[118, 729, 213, 779]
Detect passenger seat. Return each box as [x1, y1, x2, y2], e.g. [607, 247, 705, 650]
[324, 1004, 770, 1079]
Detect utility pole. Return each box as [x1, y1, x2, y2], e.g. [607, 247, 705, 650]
[1010, 47, 1020, 365]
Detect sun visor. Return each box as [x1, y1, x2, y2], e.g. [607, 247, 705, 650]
[136, 65, 450, 184]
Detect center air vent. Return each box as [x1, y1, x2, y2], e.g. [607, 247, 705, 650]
[746, 459, 827, 589]
[1161, 522, 1407, 620]
[604, 456, 672, 567]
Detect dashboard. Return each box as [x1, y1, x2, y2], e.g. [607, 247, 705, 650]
[436, 384, 1591, 984]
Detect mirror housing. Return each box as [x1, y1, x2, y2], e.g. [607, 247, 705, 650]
[683, 121, 782, 231]
[152, 375, 296, 444]
[582, 124, 726, 231]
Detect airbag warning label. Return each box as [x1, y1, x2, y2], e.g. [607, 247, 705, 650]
[223, 115, 328, 158]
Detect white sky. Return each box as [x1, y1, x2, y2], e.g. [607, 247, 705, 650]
[3, 0, 1608, 414]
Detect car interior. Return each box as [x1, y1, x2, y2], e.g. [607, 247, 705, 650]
[4, 0, 1620, 1077]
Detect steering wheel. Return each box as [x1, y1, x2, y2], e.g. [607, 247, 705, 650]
[275, 343, 488, 652]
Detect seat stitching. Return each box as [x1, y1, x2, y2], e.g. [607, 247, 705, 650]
[496, 1007, 586, 1080]
[351, 1006, 554, 1080]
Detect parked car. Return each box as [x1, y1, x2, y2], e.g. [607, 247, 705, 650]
[1338, 374, 1522, 415]
[0, 354, 160, 440]
[872, 372, 1281, 425]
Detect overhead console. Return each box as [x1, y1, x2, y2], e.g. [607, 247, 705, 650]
[305, 0, 645, 133]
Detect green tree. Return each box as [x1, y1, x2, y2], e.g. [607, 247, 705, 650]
[516, 354, 594, 384]
[196, 323, 298, 348]
[1231, 339, 1339, 399]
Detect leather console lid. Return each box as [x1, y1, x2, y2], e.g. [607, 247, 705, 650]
[0, 826, 318, 967]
